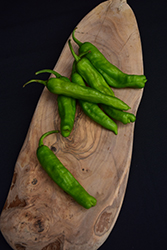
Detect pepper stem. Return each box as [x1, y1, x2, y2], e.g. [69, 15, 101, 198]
[68, 39, 80, 62]
[68, 39, 90, 62]
[23, 79, 47, 88]
[72, 27, 83, 47]
[71, 60, 77, 75]
[36, 69, 61, 78]
[38, 130, 59, 147]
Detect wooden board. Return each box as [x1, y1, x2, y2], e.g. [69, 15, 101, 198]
[0, 0, 144, 249]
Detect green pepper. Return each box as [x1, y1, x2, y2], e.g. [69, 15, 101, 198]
[36, 69, 76, 138]
[101, 105, 136, 124]
[37, 130, 97, 209]
[71, 61, 118, 134]
[72, 28, 147, 88]
[68, 39, 115, 96]
[68, 39, 136, 124]
[23, 77, 130, 111]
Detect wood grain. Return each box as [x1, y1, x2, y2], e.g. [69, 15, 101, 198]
[0, 0, 144, 249]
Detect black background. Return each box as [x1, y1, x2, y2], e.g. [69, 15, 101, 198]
[0, 0, 167, 249]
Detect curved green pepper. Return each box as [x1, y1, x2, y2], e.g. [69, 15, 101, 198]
[72, 28, 147, 88]
[71, 61, 118, 134]
[37, 130, 97, 209]
[23, 78, 130, 111]
[101, 105, 136, 124]
[68, 39, 114, 96]
[68, 39, 136, 125]
[36, 69, 76, 138]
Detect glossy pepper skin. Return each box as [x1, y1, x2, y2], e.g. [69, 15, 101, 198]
[71, 61, 118, 134]
[23, 78, 130, 111]
[72, 28, 147, 89]
[101, 105, 136, 124]
[68, 39, 114, 96]
[36, 69, 76, 138]
[68, 39, 136, 124]
[37, 130, 97, 209]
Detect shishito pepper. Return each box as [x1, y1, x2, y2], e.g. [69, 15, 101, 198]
[36, 69, 76, 138]
[101, 104, 136, 124]
[72, 28, 147, 88]
[68, 39, 115, 96]
[37, 130, 97, 209]
[23, 77, 130, 111]
[71, 61, 118, 134]
[68, 39, 136, 125]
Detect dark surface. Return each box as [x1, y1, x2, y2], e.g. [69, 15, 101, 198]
[0, 0, 167, 249]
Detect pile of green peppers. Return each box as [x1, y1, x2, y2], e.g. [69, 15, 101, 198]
[24, 28, 147, 209]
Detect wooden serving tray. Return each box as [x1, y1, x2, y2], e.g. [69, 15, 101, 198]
[0, 0, 144, 249]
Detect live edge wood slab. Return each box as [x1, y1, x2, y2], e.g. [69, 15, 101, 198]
[0, 0, 145, 249]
